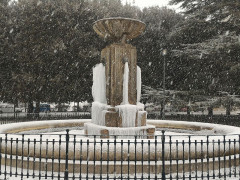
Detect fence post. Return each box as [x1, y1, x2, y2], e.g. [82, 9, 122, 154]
[64, 129, 69, 180]
[162, 130, 166, 180]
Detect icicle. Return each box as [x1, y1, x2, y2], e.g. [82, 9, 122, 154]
[122, 62, 129, 104]
[92, 63, 106, 103]
[91, 102, 107, 125]
[137, 66, 141, 103]
[116, 104, 137, 127]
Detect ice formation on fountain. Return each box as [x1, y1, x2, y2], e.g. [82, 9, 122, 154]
[122, 62, 129, 104]
[91, 62, 144, 128]
[84, 17, 155, 138]
[91, 63, 108, 125]
[92, 63, 106, 103]
[137, 66, 141, 103]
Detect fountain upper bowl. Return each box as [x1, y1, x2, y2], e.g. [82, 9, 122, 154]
[93, 17, 145, 42]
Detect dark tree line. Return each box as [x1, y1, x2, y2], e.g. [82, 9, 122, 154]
[0, 0, 182, 113]
[1, 0, 240, 115]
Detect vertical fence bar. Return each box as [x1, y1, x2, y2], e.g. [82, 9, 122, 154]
[93, 135, 96, 180]
[64, 129, 69, 180]
[21, 134, 24, 179]
[194, 140, 197, 180]
[148, 139, 150, 180]
[218, 139, 220, 178]
[15, 138, 18, 177]
[0, 137, 2, 176]
[141, 139, 143, 179]
[58, 135, 62, 180]
[10, 138, 13, 177]
[233, 138, 236, 177]
[45, 139, 49, 179]
[223, 135, 226, 179]
[52, 139, 55, 179]
[114, 136, 117, 180]
[79, 139, 82, 180]
[169, 136, 172, 180]
[229, 139, 231, 177]
[201, 140, 203, 179]
[176, 140, 179, 180]
[155, 136, 157, 179]
[73, 135, 76, 180]
[86, 139, 89, 180]
[239, 135, 240, 178]
[100, 139, 103, 180]
[128, 139, 130, 179]
[162, 131, 165, 180]
[4, 134, 7, 180]
[27, 138, 30, 178]
[121, 139, 123, 180]
[182, 140, 185, 180]
[107, 139, 110, 180]
[188, 136, 191, 180]
[33, 138, 36, 178]
[39, 134, 42, 179]
[207, 136, 209, 180]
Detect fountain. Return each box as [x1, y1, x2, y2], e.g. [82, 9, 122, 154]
[84, 17, 155, 138]
[0, 17, 239, 179]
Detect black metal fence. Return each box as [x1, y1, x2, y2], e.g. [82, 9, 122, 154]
[148, 114, 240, 127]
[0, 130, 239, 179]
[0, 112, 91, 124]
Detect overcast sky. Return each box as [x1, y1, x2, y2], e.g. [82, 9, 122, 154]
[121, 0, 180, 10]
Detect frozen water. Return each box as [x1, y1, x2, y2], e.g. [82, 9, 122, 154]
[137, 66, 141, 103]
[116, 104, 137, 127]
[92, 63, 106, 104]
[91, 102, 108, 125]
[122, 62, 129, 104]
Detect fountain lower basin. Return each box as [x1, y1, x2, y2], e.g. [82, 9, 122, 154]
[0, 119, 239, 176]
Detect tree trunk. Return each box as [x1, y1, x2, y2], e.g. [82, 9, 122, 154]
[35, 101, 40, 118]
[187, 106, 190, 115]
[160, 101, 164, 119]
[226, 104, 231, 116]
[77, 102, 80, 112]
[27, 100, 34, 118]
[208, 106, 213, 116]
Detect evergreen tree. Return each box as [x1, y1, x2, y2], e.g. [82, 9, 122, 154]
[169, 0, 240, 94]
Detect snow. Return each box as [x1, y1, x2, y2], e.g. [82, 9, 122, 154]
[92, 63, 106, 104]
[147, 119, 240, 135]
[85, 122, 154, 138]
[122, 62, 129, 104]
[0, 119, 91, 134]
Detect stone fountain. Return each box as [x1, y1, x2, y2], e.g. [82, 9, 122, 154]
[84, 17, 155, 138]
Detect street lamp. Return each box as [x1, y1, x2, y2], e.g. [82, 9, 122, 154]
[162, 49, 167, 119]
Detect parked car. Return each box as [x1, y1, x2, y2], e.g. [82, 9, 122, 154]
[33, 104, 51, 113]
[0, 104, 23, 113]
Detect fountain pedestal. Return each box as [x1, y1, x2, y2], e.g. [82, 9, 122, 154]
[84, 18, 155, 138]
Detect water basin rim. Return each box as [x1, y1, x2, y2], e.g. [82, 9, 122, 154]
[93, 17, 146, 26]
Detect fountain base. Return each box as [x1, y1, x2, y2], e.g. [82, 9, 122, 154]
[84, 122, 155, 139]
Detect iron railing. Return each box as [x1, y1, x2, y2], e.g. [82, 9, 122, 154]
[0, 112, 91, 124]
[148, 114, 240, 127]
[0, 130, 239, 179]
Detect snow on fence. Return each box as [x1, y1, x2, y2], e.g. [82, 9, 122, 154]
[0, 131, 239, 179]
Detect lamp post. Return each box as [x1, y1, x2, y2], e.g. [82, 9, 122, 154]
[162, 49, 167, 120]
